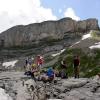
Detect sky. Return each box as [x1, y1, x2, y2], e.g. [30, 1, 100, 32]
[0, 0, 100, 33]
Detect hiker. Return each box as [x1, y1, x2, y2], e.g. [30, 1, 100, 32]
[36, 55, 44, 70]
[28, 57, 32, 65]
[60, 60, 68, 79]
[73, 55, 80, 78]
[25, 57, 28, 66]
[47, 67, 55, 81]
[24, 63, 38, 80]
[54, 68, 60, 77]
[24, 63, 32, 76]
[41, 67, 55, 83]
[31, 63, 38, 80]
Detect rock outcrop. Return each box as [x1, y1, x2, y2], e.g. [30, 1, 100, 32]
[0, 71, 100, 100]
[0, 17, 99, 47]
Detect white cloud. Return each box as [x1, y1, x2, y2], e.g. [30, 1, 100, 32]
[0, 0, 57, 33]
[64, 8, 80, 21]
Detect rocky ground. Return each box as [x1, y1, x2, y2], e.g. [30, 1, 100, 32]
[0, 71, 100, 100]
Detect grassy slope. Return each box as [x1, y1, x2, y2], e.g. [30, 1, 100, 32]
[44, 30, 100, 78]
[91, 30, 100, 40]
[53, 48, 100, 78]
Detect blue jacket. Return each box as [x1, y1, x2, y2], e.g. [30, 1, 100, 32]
[47, 68, 54, 77]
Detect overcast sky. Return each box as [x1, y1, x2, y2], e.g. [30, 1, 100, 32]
[0, 0, 100, 33]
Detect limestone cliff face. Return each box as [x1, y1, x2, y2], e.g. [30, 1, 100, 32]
[0, 17, 99, 47]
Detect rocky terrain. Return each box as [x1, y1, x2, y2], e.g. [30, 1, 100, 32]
[0, 71, 100, 100]
[0, 17, 100, 100]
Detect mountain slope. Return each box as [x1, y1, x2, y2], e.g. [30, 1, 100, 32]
[0, 18, 99, 47]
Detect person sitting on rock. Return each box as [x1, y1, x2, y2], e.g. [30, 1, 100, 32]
[60, 60, 68, 79]
[46, 67, 55, 81]
[31, 64, 38, 75]
[41, 67, 55, 83]
[54, 68, 60, 77]
[24, 63, 37, 80]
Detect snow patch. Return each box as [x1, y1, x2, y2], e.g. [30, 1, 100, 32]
[2, 60, 18, 68]
[75, 41, 81, 44]
[82, 33, 91, 40]
[89, 45, 100, 49]
[89, 42, 100, 49]
[70, 31, 92, 47]
[0, 88, 12, 100]
[95, 42, 100, 45]
[51, 49, 65, 57]
[70, 41, 81, 47]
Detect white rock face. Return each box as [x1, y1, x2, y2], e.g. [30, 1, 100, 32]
[16, 79, 37, 100]
[0, 88, 12, 100]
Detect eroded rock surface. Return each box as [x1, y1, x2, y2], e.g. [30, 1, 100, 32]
[0, 72, 100, 100]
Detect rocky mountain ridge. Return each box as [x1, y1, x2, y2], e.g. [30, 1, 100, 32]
[0, 17, 99, 47]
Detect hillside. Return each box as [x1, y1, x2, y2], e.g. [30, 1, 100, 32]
[0, 18, 99, 63]
[0, 18, 100, 76]
[0, 18, 100, 100]
[51, 30, 100, 78]
[0, 17, 99, 47]
[0, 30, 100, 78]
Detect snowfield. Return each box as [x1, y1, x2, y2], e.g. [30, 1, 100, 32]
[51, 49, 65, 57]
[82, 33, 91, 40]
[70, 32, 92, 47]
[89, 42, 100, 49]
[2, 60, 18, 68]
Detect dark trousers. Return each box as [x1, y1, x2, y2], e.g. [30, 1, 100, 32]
[74, 66, 79, 78]
[60, 69, 68, 79]
[24, 71, 35, 79]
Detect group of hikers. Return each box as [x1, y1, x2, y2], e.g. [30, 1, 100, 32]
[55, 55, 80, 79]
[24, 55, 44, 78]
[24, 55, 80, 82]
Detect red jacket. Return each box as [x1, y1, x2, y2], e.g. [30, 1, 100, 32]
[37, 56, 44, 65]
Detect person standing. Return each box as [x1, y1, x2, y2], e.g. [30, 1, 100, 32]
[36, 55, 44, 70]
[25, 57, 28, 66]
[73, 55, 80, 78]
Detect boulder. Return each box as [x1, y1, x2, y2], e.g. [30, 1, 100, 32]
[16, 79, 37, 100]
[62, 78, 88, 89]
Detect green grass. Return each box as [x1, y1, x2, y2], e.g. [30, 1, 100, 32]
[53, 48, 100, 78]
[91, 30, 100, 40]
